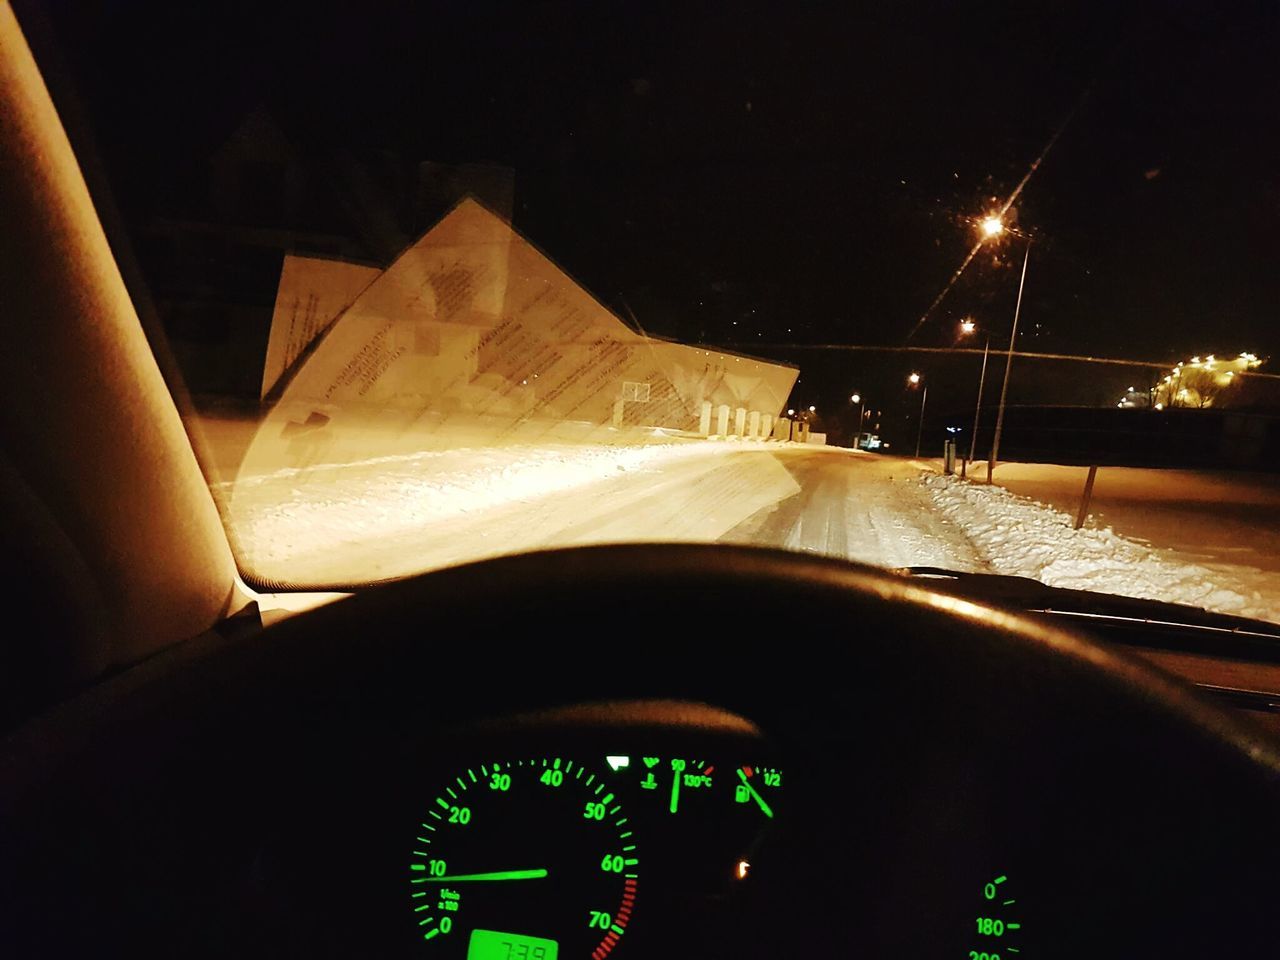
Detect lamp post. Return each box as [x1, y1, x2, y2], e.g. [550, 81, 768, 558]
[961, 321, 990, 468]
[909, 373, 928, 458]
[851, 393, 864, 449]
[975, 214, 1031, 484]
[988, 241, 1030, 481]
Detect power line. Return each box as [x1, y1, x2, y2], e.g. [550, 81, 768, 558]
[723, 343, 1280, 379]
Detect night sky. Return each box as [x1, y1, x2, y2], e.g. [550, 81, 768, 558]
[25, 0, 1280, 427]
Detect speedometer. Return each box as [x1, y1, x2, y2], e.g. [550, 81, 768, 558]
[409, 758, 638, 959]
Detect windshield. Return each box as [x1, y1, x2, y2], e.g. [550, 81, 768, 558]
[40, 1, 1280, 621]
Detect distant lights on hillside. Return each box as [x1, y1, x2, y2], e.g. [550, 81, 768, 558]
[1134, 351, 1266, 410]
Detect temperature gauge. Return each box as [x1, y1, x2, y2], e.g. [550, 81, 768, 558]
[666, 759, 714, 814]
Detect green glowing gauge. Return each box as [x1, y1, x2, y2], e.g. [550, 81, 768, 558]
[732, 765, 779, 818]
[409, 759, 637, 960]
[969, 874, 1023, 960]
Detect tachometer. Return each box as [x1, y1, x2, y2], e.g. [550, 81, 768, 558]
[409, 759, 637, 959]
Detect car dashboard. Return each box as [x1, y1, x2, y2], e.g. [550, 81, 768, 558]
[4, 545, 1280, 960]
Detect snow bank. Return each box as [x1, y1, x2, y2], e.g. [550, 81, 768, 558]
[921, 474, 1280, 625]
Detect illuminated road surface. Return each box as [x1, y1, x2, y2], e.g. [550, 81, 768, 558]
[224, 439, 1279, 623]
[226, 443, 982, 585]
[719, 448, 983, 568]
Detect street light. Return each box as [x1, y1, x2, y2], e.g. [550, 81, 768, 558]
[980, 216, 1032, 484]
[988, 240, 1029, 481]
[851, 393, 865, 449]
[908, 373, 928, 458]
[959, 320, 990, 469]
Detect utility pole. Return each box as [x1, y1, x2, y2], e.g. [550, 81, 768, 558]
[914, 384, 928, 458]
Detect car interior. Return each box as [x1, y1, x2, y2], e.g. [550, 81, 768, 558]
[3, 3, 1280, 957]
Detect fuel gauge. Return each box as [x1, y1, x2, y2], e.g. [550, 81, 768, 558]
[732, 766, 778, 820]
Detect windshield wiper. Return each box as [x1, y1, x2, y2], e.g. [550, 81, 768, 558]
[897, 566, 1280, 655]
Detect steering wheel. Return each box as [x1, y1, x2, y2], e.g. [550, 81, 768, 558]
[3, 544, 1280, 958]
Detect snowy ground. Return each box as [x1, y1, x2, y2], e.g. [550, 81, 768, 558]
[971, 461, 1280, 575]
[217, 430, 1280, 624]
[921, 471, 1280, 625]
[223, 438, 799, 584]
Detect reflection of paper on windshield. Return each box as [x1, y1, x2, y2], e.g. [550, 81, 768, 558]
[260, 255, 380, 398]
[236, 198, 797, 488]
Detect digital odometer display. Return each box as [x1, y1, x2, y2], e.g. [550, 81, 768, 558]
[409, 759, 637, 959]
[467, 929, 559, 960]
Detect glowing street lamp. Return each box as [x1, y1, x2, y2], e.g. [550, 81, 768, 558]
[908, 372, 921, 385]
[981, 215, 1032, 483]
[960, 318, 977, 335]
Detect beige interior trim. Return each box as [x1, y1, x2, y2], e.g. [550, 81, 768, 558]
[0, 0, 238, 663]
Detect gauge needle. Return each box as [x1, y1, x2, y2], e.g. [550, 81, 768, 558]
[415, 869, 548, 882]
[736, 768, 774, 819]
[670, 764, 682, 814]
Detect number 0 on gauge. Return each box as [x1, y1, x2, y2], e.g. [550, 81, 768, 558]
[409, 759, 637, 959]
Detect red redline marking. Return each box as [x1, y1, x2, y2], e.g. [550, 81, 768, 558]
[594, 877, 636, 958]
[703, 765, 714, 775]
[743, 765, 754, 777]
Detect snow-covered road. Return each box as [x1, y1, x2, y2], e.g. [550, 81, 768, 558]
[225, 441, 983, 585]
[222, 439, 1280, 624]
